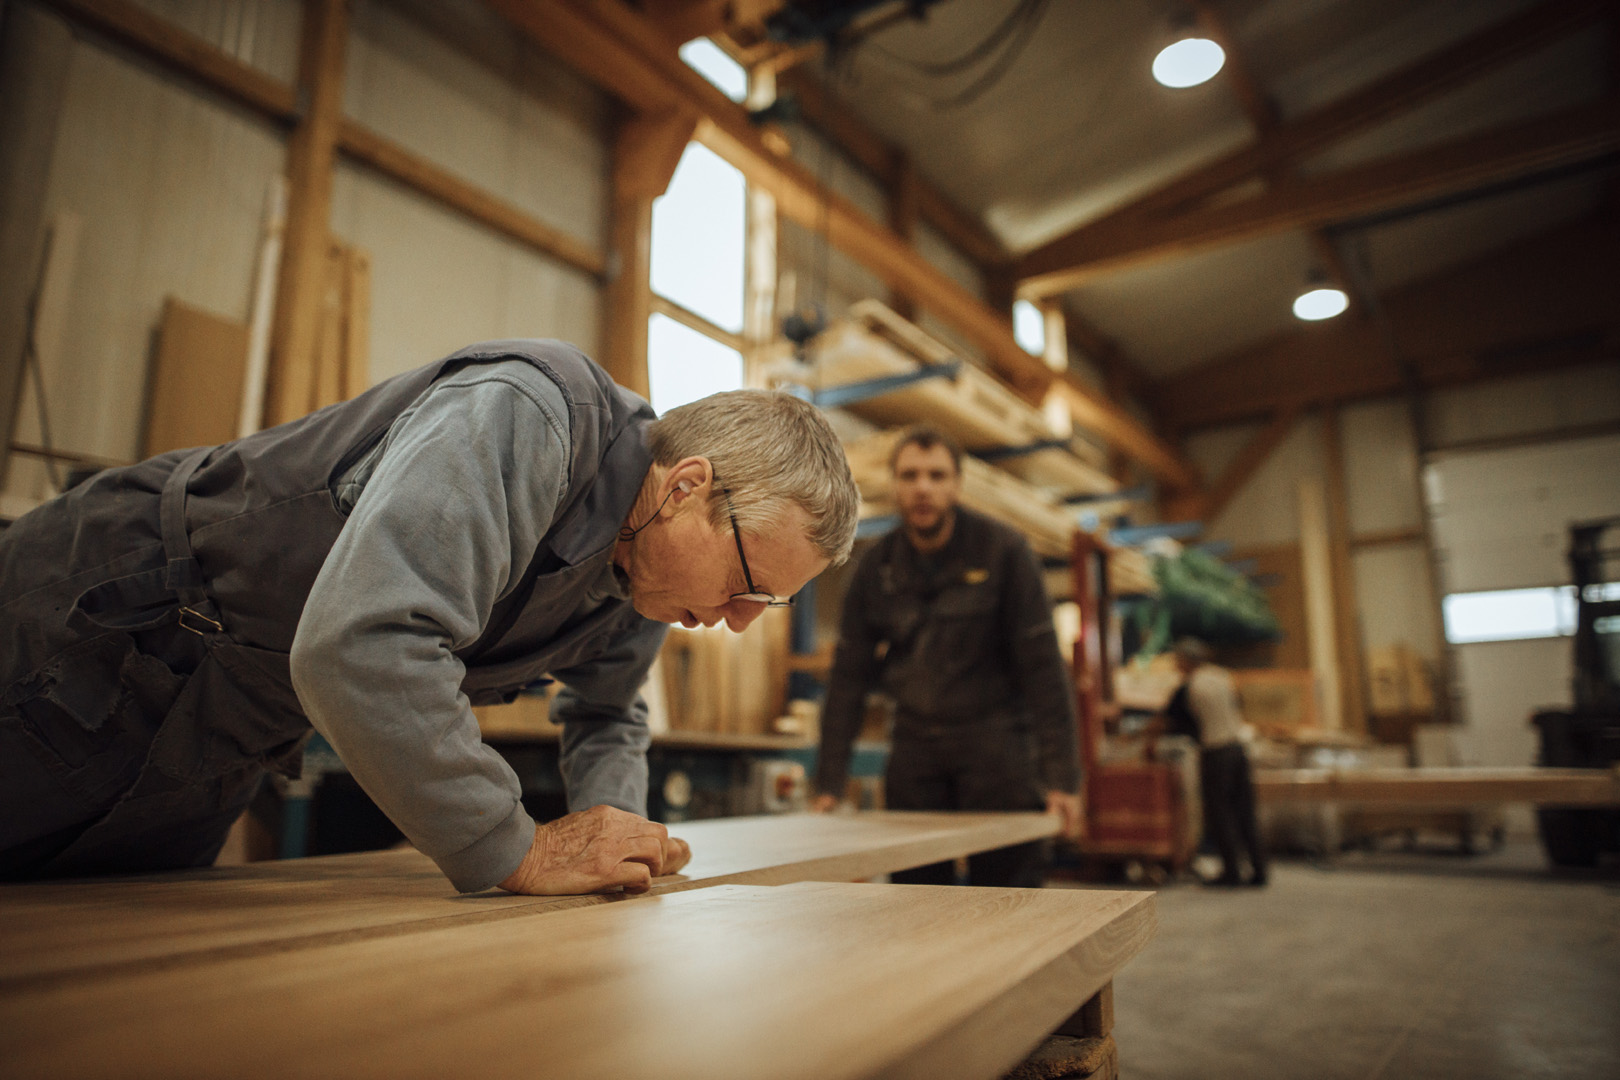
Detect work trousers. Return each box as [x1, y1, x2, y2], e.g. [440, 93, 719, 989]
[0, 450, 308, 880]
[1199, 742, 1266, 882]
[884, 719, 1048, 888]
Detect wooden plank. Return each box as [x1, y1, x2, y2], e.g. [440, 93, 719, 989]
[846, 430, 1079, 560]
[1350, 526, 1426, 549]
[0, 882, 1154, 1080]
[1255, 767, 1620, 807]
[1297, 476, 1343, 731]
[341, 247, 371, 398]
[1017, 95, 1620, 292]
[0, 811, 1060, 987]
[1015, 0, 1614, 295]
[264, 0, 347, 427]
[811, 313, 1117, 498]
[141, 298, 248, 457]
[310, 241, 347, 412]
[1322, 408, 1366, 734]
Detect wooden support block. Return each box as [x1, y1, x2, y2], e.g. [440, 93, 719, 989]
[1003, 1035, 1117, 1080]
[1056, 981, 1113, 1038]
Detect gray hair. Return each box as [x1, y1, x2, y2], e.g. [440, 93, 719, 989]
[648, 390, 858, 565]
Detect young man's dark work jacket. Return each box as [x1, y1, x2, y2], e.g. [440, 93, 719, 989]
[815, 506, 1080, 804]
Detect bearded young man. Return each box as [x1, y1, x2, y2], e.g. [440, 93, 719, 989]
[812, 424, 1080, 887]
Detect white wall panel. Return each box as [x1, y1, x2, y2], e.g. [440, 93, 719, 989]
[1425, 433, 1620, 594]
[1427, 365, 1620, 449]
[1450, 637, 1570, 767]
[345, 0, 608, 259]
[1341, 397, 1423, 533]
[7, 33, 285, 504]
[1203, 415, 1325, 548]
[1353, 544, 1439, 663]
[125, 0, 301, 83]
[330, 162, 600, 383]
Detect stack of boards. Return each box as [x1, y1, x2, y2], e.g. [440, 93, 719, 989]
[804, 301, 1158, 597]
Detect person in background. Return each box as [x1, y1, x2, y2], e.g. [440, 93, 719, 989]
[1156, 637, 1268, 887]
[812, 424, 1082, 887]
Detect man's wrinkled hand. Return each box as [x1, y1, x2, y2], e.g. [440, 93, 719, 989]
[658, 835, 692, 876]
[1045, 790, 1084, 841]
[810, 793, 838, 813]
[498, 805, 669, 896]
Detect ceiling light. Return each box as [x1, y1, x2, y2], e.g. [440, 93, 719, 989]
[1152, 37, 1225, 88]
[1293, 287, 1349, 321]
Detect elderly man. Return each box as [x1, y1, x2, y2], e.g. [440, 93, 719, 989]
[0, 339, 857, 894]
[812, 425, 1080, 888]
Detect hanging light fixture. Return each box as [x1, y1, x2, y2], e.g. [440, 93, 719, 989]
[1293, 272, 1349, 321]
[1152, 13, 1224, 88]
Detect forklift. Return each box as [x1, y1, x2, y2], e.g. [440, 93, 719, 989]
[1532, 515, 1620, 867]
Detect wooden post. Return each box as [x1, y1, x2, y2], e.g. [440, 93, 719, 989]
[602, 108, 696, 398]
[1322, 408, 1367, 734]
[1298, 472, 1343, 730]
[265, 0, 348, 427]
[887, 151, 918, 321]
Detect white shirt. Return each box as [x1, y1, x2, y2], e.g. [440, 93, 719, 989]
[1187, 665, 1244, 749]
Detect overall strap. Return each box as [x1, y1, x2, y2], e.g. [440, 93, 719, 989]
[160, 447, 221, 633]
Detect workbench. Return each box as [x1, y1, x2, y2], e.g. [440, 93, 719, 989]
[0, 811, 1156, 1080]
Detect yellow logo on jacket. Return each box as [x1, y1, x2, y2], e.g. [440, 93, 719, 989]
[963, 568, 989, 584]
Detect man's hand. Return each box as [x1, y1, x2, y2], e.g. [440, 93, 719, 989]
[1044, 790, 1084, 841]
[498, 805, 670, 896]
[810, 793, 839, 813]
[659, 834, 692, 876]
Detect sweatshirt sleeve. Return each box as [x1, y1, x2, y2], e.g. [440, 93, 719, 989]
[289, 362, 571, 893]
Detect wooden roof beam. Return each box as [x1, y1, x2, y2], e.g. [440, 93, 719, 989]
[1016, 0, 1614, 297]
[1016, 95, 1620, 292]
[1155, 212, 1620, 431]
[483, 0, 1199, 491]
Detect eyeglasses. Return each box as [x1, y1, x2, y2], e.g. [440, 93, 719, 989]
[716, 479, 794, 608]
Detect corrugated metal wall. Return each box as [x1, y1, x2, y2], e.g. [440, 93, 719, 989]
[2, 0, 609, 507]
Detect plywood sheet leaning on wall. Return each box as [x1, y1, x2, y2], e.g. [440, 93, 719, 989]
[143, 298, 250, 458]
[660, 606, 791, 735]
[806, 302, 1117, 498]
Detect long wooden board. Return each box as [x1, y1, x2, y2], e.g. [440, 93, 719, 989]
[1255, 767, 1620, 807]
[0, 881, 1155, 1080]
[0, 811, 1060, 987]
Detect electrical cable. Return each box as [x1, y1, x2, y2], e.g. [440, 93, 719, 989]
[869, 0, 1039, 77]
[858, 0, 1054, 110]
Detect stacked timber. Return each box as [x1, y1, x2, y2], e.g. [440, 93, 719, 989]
[808, 301, 1118, 498]
[845, 429, 1077, 560]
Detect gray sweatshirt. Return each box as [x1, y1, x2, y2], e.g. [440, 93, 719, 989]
[290, 359, 663, 893]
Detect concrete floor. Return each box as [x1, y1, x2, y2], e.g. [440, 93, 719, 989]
[1059, 839, 1620, 1080]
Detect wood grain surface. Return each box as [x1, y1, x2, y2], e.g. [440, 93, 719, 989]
[0, 811, 1060, 986]
[0, 881, 1155, 1080]
[1255, 767, 1620, 806]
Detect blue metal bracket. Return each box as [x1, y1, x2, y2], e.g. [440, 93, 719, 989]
[855, 514, 900, 539]
[1190, 539, 1233, 558]
[970, 437, 1073, 463]
[1108, 520, 1204, 546]
[1065, 483, 1151, 505]
[810, 361, 961, 409]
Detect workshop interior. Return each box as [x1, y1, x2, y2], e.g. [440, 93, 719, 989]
[1, 1, 1617, 1078]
